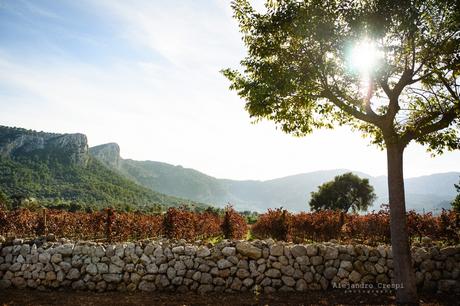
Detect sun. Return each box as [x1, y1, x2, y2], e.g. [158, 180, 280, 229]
[350, 39, 383, 76]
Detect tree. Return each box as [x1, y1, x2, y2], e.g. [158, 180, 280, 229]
[453, 178, 460, 211]
[0, 189, 9, 209]
[223, 0, 459, 303]
[310, 172, 376, 213]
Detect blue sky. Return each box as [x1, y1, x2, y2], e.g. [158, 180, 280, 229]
[1, 0, 459, 180]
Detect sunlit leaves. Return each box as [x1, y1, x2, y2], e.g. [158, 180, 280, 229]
[224, 0, 460, 151]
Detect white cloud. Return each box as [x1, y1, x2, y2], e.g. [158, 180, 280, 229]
[94, 0, 244, 70]
[0, 0, 459, 181]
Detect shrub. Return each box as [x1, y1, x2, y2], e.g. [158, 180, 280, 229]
[252, 206, 459, 244]
[252, 208, 291, 241]
[1, 206, 458, 244]
[163, 207, 197, 240]
[221, 205, 248, 239]
[291, 210, 344, 242]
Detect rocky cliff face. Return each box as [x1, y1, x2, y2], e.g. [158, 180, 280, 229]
[0, 126, 89, 166]
[89, 143, 121, 169]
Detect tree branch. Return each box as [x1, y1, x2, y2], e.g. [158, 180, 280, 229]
[322, 87, 381, 126]
[401, 105, 459, 145]
[438, 73, 460, 101]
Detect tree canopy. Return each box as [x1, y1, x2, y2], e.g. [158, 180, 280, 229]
[309, 172, 376, 213]
[0, 189, 8, 209]
[223, 0, 459, 152]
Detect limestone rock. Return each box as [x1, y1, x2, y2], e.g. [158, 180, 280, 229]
[265, 268, 281, 278]
[172, 246, 184, 254]
[349, 271, 361, 283]
[51, 253, 62, 264]
[217, 258, 232, 269]
[324, 247, 339, 260]
[103, 273, 122, 283]
[139, 280, 156, 292]
[236, 242, 262, 259]
[196, 247, 211, 258]
[222, 247, 236, 257]
[339, 260, 353, 272]
[281, 275, 296, 287]
[311, 256, 323, 266]
[38, 253, 51, 264]
[290, 245, 307, 258]
[324, 267, 337, 280]
[270, 244, 284, 257]
[67, 268, 80, 280]
[296, 279, 307, 291]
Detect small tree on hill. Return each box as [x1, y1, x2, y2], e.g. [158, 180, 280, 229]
[453, 178, 460, 211]
[223, 0, 460, 303]
[0, 189, 9, 209]
[310, 172, 376, 213]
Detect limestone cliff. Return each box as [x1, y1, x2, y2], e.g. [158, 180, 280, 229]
[0, 126, 89, 166]
[89, 143, 121, 169]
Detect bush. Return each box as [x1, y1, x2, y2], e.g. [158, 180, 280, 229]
[163, 208, 197, 240]
[290, 210, 344, 242]
[221, 205, 248, 239]
[1, 205, 457, 245]
[252, 208, 291, 241]
[0, 206, 248, 241]
[252, 206, 459, 244]
[343, 209, 391, 243]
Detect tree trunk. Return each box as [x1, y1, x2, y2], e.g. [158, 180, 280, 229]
[386, 143, 418, 304]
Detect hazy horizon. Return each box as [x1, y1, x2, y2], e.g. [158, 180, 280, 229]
[1, 0, 459, 181]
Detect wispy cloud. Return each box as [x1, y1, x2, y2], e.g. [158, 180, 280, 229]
[93, 0, 244, 69]
[17, 0, 62, 20]
[0, 0, 459, 180]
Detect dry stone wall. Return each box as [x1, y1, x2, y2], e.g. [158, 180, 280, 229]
[0, 238, 459, 294]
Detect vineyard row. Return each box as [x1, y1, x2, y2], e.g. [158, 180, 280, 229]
[1, 206, 458, 244]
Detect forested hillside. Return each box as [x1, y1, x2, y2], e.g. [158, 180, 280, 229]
[0, 126, 207, 211]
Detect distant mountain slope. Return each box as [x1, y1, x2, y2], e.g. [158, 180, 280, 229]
[0, 126, 207, 210]
[90, 143, 229, 205]
[90, 143, 459, 212]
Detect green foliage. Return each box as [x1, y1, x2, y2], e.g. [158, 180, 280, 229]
[0, 155, 207, 212]
[223, 0, 460, 152]
[309, 172, 376, 213]
[240, 210, 260, 224]
[18, 197, 41, 211]
[0, 189, 9, 209]
[117, 159, 228, 206]
[453, 179, 460, 211]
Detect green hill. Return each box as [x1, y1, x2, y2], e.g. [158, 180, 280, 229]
[0, 126, 207, 211]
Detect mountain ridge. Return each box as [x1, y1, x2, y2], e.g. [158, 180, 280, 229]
[90, 142, 459, 212]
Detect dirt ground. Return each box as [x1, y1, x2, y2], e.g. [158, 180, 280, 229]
[0, 289, 458, 306]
